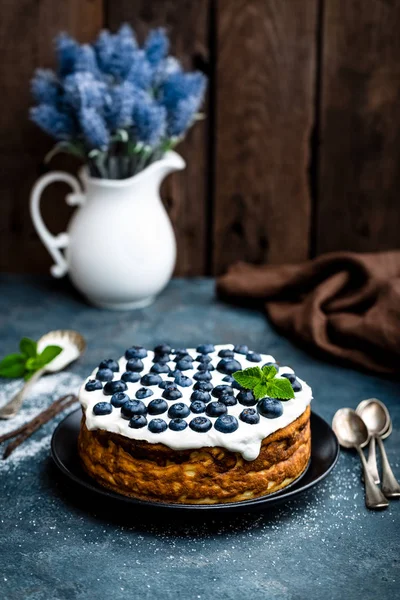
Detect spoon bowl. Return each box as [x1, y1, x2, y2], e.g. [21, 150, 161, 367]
[356, 398, 390, 437]
[332, 408, 370, 449]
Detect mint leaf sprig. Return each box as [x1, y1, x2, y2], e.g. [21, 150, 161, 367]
[0, 337, 62, 380]
[233, 365, 295, 400]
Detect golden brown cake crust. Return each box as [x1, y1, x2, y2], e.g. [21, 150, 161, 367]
[78, 405, 311, 504]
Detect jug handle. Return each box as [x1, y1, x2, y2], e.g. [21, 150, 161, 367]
[30, 171, 85, 278]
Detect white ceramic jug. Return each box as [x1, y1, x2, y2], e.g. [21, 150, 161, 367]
[30, 151, 185, 309]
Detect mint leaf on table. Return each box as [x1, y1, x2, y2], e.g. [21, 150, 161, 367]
[233, 364, 295, 401]
[19, 337, 37, 358]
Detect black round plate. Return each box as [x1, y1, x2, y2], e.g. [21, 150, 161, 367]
[51, 409, 339, 513]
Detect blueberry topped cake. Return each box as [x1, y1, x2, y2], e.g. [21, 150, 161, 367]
[78, 344, 312, 504]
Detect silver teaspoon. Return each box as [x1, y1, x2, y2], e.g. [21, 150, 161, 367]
[356, 398, 391, 484]
[0, 330, 86, 419]
[357, 399, 400, 498]
[332, 408, 388, 510]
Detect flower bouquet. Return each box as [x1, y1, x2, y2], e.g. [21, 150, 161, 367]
[30, 25, 207, 179]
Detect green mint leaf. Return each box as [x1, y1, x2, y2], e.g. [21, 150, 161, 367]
[25, 357, 44, 371]
[19, 337, 38, 358]
[253, 381, 269, 400]
[0, 353, 26, 369]
[0, 360, 26, 378]
[261, 365, 277, 380]
[266, 378, 295, 400]
[233, 367, 263, 390]
[38, 345, 62, 365]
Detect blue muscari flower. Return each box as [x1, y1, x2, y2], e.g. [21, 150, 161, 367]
[74, 44, 99, 76]
[132, 93, 166, 147]
[79, 107, 110, 149]
[63, 72, 105, 110]
[167, 95, 202, 138]
[31, 69, 60, 106]
[94, 30, 115, 74]
[94, 24, 138, 79]
[55, 33, 79, 77]
[30, 104, 76, 141]
[126, 50, 153, 89]
[104, 81, 136, 129]
[160, 71, 206, 111]
[145, 28, 169, 67]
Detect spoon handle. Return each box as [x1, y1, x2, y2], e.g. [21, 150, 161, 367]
[0, 369, 46, 419]
[356, 446, 389, 510]
[376, 437, 400, 498]
[366, 436, 380, 484]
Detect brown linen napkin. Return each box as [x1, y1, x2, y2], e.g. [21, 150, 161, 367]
[217, 251, 400, 376]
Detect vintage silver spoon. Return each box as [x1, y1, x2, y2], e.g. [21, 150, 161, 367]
[356, 398, 391, 483]
[332, 408, 389, 510]
[356, 399, 400, 498]
[0, 330, 86, 420]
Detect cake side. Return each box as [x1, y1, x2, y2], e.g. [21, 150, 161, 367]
[78, 405, 311, 504]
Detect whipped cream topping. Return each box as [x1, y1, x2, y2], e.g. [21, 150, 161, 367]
[79, 345, 312, 461]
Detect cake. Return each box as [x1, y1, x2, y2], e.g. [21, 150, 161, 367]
[78, 344, 312, 504]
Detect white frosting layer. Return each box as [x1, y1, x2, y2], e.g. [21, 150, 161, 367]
[79, 345, 312, 461]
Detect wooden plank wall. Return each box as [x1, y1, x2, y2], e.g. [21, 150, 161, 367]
[1, 0, 400, 276]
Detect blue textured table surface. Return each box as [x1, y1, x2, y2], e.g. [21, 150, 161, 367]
[0, 275, 399, 600]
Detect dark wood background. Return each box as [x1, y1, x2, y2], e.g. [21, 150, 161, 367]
[1, 0, 400, 276]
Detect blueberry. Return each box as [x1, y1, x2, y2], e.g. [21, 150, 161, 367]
[126, 358, 144, 372]
[162, 386, 183, 401]
[172, 347, 187, 356]
[214, 414, 239, 433]
[169, 418, 188, 431]
[191, 390, 211, 403]
[193, 371, 212, 382]
[85, 379, 102, 392]
[232, 380, 242, 390]
[175, 375, 193, 387]
[292, 379, 302, 392]
[110, 392, 130, 407]
[125, 346, 147, 359]
[237, 390, 256, 406]
[196, 354, 212, 364]
[121, 371, 141, 383]
[99, 359, 119, 372]
[154, 343, 171, 355]
[103, 380, 128, 396]
[148, 399, 168, 415]
[93, 402, 113, 416]
[176, 359, 193, 371]
[153, 353, 170, 364]
[233, 344, 249, 355]
[196, 344, 215, 354]
[136, 387, 154, 400]
[148, 418, 167, 433]
[194, 381, 213, 392]
[197, 362, 215, 372]
[121, 400, 147, 418]
[222, 375, 234, 383]
[212, 385, 234, 398]
[168, 368, 181, 378]
[218, 349, 234, 358]
[257, 397, 283, 419]
[219, 394, 237, 406]
[190, 400, 206, 414]
[95, 368, 114, 382]
[174, 353, 193, 363]
[281, 372, 296, 383]
[129, 415, 147, 429]
[239, 408, 260, 424]
[246, 352, 261, 362]
[206, 402, 227, 417]
[159, 380, 171, 389]
[216, 358, 242, 375]
[150, 362, 170, 374]
[141, 373, 162, 386]
[264, 361, 280, 370]
[168, 403, 190, 419]
[189, 417, 212, 433]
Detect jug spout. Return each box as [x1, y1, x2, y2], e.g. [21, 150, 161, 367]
[150, 150, 186, 186]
